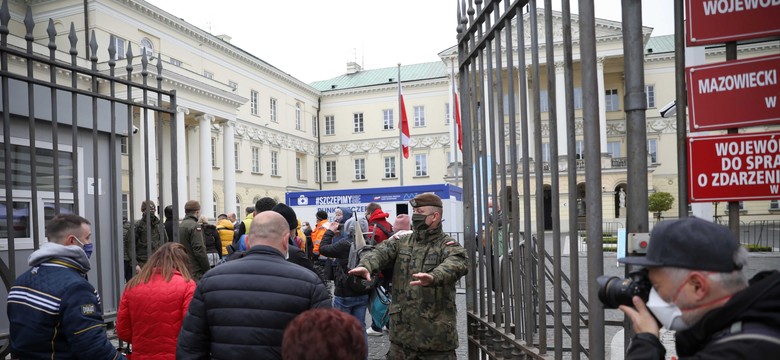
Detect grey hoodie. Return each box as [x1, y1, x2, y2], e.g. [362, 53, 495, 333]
[28, 242, 91, 272]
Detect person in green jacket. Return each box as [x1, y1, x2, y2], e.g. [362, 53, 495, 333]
[350, 193, 469, 360]
[179, 200, 210, 280]
[130, 200, 167, 268]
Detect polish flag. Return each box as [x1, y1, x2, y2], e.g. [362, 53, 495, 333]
[399, 90, 411, 158]
[453, 89, 463, 151]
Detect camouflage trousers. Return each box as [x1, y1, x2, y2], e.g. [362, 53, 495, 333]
[387, 342, 456, 360]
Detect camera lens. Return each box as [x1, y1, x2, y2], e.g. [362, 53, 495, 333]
[597, 270, 651, 309]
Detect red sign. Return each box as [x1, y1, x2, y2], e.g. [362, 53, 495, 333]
[687, 54, 780, 132]
[686, 0, 780, 46]
[687, 131, 780, 202]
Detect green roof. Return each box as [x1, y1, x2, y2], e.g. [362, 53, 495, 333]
[310, 61, 448, 92]
[645, 35, 675, 55]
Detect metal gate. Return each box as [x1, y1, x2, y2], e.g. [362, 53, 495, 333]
[0, 0, 178, 354]
[456, 0, 649, 358]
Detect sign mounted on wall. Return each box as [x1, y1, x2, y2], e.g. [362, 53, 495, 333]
[687, 54, 780, 132]
[688, 131, 780, 202]
[686, 0, 780, 46]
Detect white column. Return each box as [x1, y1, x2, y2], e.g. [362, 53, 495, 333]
[176, 107, 189, 210]
[596, 57, 608, 154]
[222, 120, 236, 217]
[187, 125, 199, 202]
[131, 107, 158, 218]
[161, 119, 173, 208]
[555, 61, 567, 156]
[198, 114, 214, 218]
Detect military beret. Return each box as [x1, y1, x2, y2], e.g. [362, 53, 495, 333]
[410, 193, 443, 208]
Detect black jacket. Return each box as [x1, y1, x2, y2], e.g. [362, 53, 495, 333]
[177, 245, 331, 360]
[319, 229, 367, 297]
[626, 270, 780, 359]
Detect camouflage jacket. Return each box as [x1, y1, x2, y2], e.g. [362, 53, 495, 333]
[359, 226, 468, 352]
[179, 215, 209, 280]
[131, 214, 167, 264]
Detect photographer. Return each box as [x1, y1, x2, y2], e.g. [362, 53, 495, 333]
[617, 217, 780, 359]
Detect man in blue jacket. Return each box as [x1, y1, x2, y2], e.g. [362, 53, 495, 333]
[8, 213, 126, 359]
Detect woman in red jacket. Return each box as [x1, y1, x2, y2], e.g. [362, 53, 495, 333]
[117, 242, 195, 359]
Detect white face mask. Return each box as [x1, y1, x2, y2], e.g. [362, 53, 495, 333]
[646, 288, 689, 331]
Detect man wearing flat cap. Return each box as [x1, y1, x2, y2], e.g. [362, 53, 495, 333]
[350, 193, 469, 359]
[618, 217, 780, 359]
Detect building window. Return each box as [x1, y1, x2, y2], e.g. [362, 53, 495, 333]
[607, 141, 621, 157]
[234, 142, 240, 170]
[326, 160, 337, 182]
[270, 98, 278, 122]
[540, 90, 549, 112]
[112, 36, 126, 60]
[354, 158, 366, 180]
[770, 200, 779, 210]
[325, 116, 335, 135]
[445, 103, 450, 124]
[383, 109, 394, 130]
[648, 139, 658, 164]
[574, 87, 583, 109]
[575, 140, 584, 160]
[120, 137, 128, 155]
[296, 156, 303, 181]
[605, 89, 619, 112]
[384, 156, 396, 179]
[312, 115, 318, 137]
[235, 195, 241, 215]
[122, 193, 129, 221]
[295, 103, 302, 130]
[203, 71, 214, 79]
[271, 151, 278, 176]
[251, 146, 260, 173]
[140, 37, 154, 59]
[314, 161, 320, 183]
[414, 106, 426, 127]
[353, 113, 364, 133]
[213, 194, 218, 219]
[646, 85, 655, 108]
[169, 57, 182, 67]
[250, 90, 259, 116]
[211, 137, 217, 167]
[415, 154, 428, 176]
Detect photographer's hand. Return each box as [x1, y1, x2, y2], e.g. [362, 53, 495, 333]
[619, 295, 660, 338]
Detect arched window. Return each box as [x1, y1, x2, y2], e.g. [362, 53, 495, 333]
[140, 37, 154, 59]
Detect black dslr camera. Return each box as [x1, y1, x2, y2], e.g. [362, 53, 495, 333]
[597, 268, 652, 309]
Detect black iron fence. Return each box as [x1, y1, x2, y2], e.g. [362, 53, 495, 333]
[0, 1, 177, 355]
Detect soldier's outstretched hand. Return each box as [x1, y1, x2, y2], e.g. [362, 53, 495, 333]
[349, 266, 371, 281]
[410, 272, 434, 286]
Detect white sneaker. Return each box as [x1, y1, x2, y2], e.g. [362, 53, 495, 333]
[366, 328, 383, 336]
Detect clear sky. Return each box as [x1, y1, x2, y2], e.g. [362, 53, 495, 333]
[145, 0, 675, 84]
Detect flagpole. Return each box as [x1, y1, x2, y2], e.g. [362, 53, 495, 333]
[450, 60, 460, 188]
[397, 63, 404, 186]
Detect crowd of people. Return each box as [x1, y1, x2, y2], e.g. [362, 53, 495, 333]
[15, 192, 776, 359]
[7, 193, 471, 359]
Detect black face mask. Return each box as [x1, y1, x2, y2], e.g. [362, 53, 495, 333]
[412, 213, 431, 231]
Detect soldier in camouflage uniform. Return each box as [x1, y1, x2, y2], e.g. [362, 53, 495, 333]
[350, 193, 468, 360]
[127, 200, 167, 269]
[179, 200, 210, 280]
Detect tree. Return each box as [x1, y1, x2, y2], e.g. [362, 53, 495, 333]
[648, 192, 675, 222]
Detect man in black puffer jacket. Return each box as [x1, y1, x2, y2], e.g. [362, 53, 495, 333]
[177, 211, 331, 359]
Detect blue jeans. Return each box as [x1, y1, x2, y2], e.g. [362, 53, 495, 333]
[333, 294, 369, 358]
